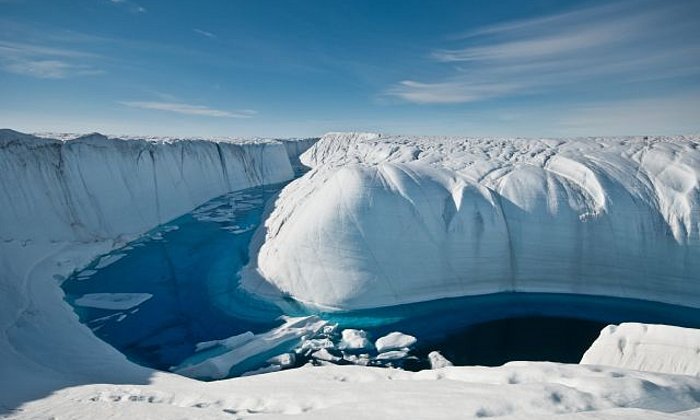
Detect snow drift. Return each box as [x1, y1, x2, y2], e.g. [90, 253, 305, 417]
[250, 133, 700, 310]
[582, 323, 700, 376]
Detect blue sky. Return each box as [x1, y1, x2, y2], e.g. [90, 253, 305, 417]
[1, 0, 699, 137]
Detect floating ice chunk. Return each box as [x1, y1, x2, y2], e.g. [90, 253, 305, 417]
[428, 351, 454, 369]
[224, 225, 256, 234]
[75, 269, 98, 280]
[375, 332, 417, 353]
[343, 353, 371, 365]
[73, 293, 153, 310]
[94, 253, 126, 269]
[311, 348, 342, 363]
[300, 337, 335, 352]
[374, 350, 409, 361]
[173, 316, 327, 380]
[88, 312, 126, 324]
[149, 232, 164, 241]
[195, 331, 255, 352]
[267, 352, 296, 369]
[322, 324, 338, 335]
[338, 329, 372, 351]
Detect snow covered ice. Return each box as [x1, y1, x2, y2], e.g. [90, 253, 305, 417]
[249, 132, 700, 310]
[1, 130, 700, 419]
[375, 332, 417, 353]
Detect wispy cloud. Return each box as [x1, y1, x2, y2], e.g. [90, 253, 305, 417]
[389, 0, 700, 104]
[0, 40, 102, 78]
[194, 28, 217, 39]
[109, 0, 146, 14]
[120, 101, 257, 118]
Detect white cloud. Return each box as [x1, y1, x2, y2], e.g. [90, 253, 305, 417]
[120, 101, 257, 118]
[388, 0, 700, 104]
[109, 0, 146, 14]
[556, 94, 700, 135]
[4, 60, 101, 79]
[0, 40, 101, 79]
[194, 29, 217, 39]
[388, 80, 522, 104]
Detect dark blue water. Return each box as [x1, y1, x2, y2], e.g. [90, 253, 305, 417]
[317, 293, 700, 368]
[62, 183, 288, 370]
[62, 182, 700, 376]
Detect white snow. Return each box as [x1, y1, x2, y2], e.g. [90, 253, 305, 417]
[375, 332, 417, 353]
[173, 316, 327, 380]
[311, 348, 342, 363]
[337, 329, 373, 351]
[428, 351, 454, 369]
[73, 293, 153, 310]
[194, 331, 255, 352]
[0, 130, 299, 245]
[0, 130, 315, 414]
[374, 349, 409, 360]
[248, 132, 700, 310]
[8, 361, 700, 419]
[1, 129, 699, 419]
[581, 323, 700, 376]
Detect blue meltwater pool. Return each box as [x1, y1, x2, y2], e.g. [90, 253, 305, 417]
[62, 182, 700, 379]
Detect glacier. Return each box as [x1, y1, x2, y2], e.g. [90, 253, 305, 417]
[248, 132, 700, 310]
[0, 129, 316, 411]
[1, 129, 700, 419]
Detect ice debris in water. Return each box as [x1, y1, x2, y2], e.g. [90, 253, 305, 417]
[338, 329, 373, 351]
[428, 351, 454, 369]
[177, 322, 425, 379]
[73, 293, 153, 310]
[375, 332, 417, 353]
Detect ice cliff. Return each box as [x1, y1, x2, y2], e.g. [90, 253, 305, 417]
[249, 132, 700, 310]
[0, 129, 315, 243]
[0, 129, 315, 407]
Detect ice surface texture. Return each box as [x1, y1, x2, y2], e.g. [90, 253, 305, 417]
[0, 130, 315, 411]
[0, 129, 314, 243]
[582, 322, 700, 376]
[250, 132, 700, 310]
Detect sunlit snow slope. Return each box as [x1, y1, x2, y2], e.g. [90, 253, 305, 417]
[249, 133, 700, 310]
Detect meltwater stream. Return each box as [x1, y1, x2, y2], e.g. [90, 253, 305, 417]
[62, 182, 700, 379]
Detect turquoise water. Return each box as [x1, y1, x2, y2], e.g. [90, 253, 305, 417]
[62, 183, 289, 370]
[62, 182, 700, 376]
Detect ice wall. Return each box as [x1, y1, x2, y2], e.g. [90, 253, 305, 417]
[249, 132, 700, 310]
[0, 129, 307, 243]
[0, 129, 315, 406]
[581, 323, 700, 376]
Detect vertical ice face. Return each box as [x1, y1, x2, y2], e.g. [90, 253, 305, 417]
[0, 130, 304, 243]
[0, 130, 315, 389]
[248, 133, 700, 310]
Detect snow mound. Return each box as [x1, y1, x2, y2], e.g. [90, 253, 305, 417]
[248, 132, 700, 310]
[581, 323, 700, 376]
